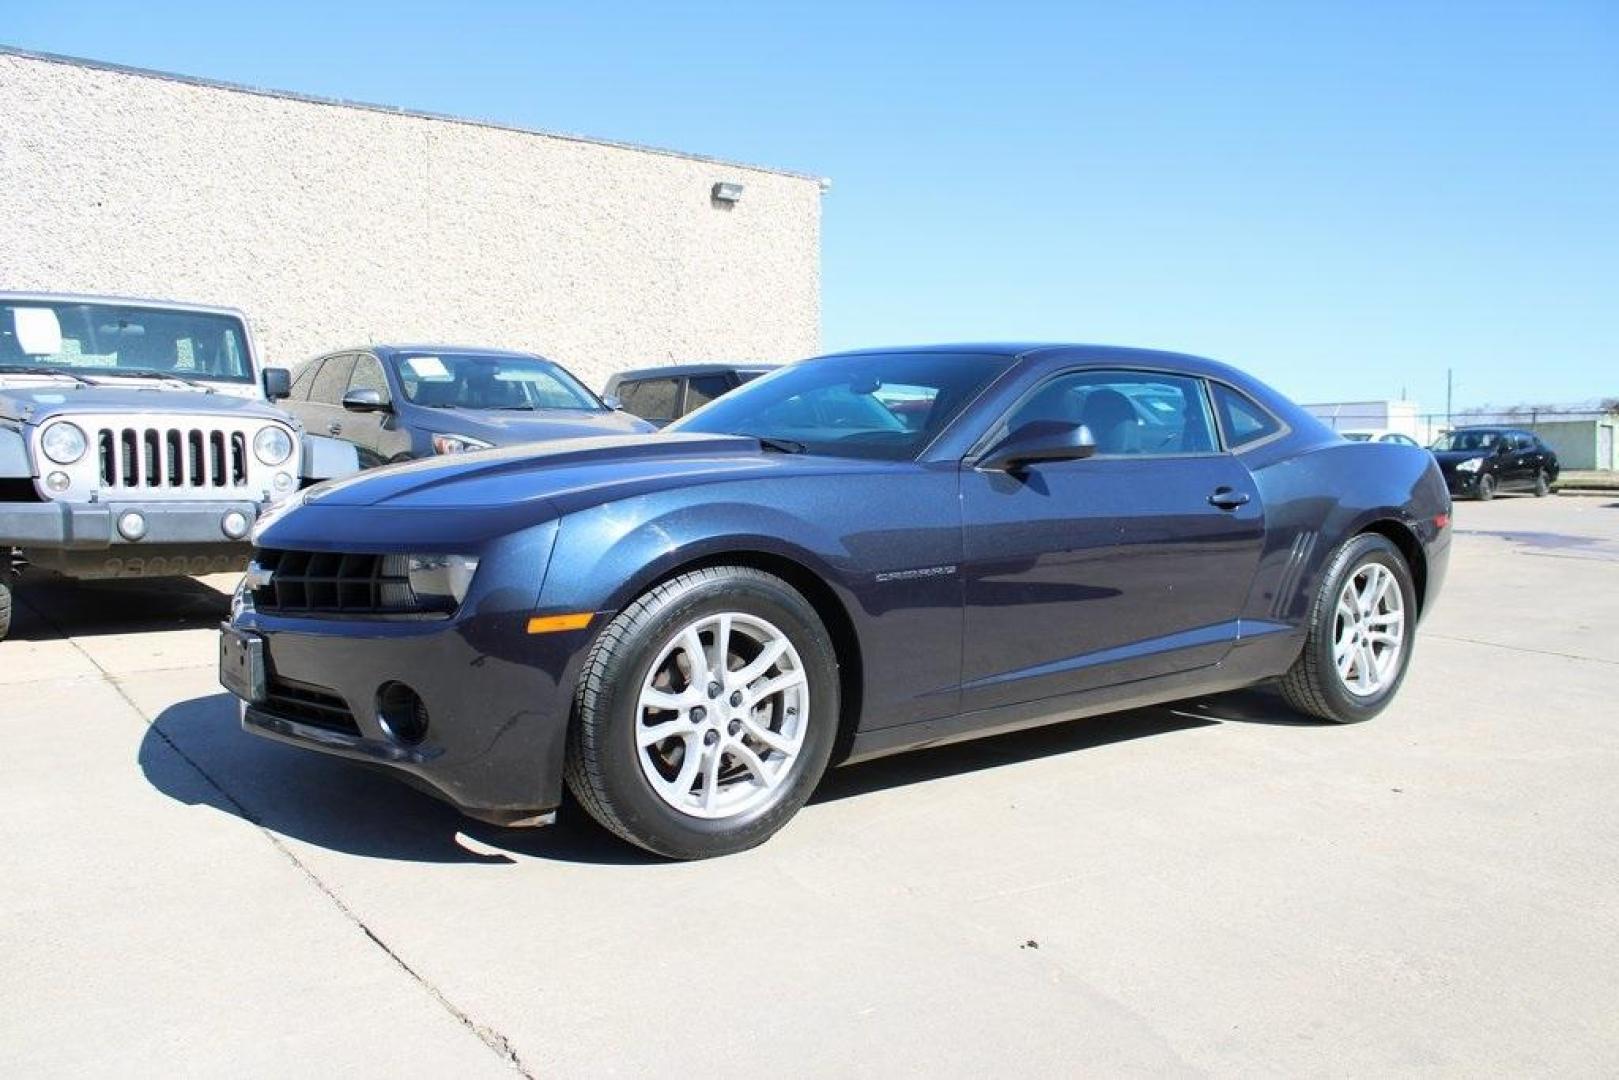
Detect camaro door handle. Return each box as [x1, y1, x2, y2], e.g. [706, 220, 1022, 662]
[1208, 487, 1251, 510]
[328, 423, 343, 435]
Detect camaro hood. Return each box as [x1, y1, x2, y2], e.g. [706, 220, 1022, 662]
[432, 407, 654, 444]
[0, 383, 288, 425]
[301, 432, 878, 513]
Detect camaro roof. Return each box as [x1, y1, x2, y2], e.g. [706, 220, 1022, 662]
[821, 342, 1254, 379]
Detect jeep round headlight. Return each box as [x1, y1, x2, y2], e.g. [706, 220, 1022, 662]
[253, 426, 295, 465]
[41, 421, 88, 464]
[1456, 456, 1484, 473]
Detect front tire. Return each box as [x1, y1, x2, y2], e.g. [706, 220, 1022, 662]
[1278, 533, 1416, 724]
[564, 567, 840, 859]
[1534, 470, 1550, 497]
[0, 569, 11, 643]
[1476, 473, 1496, 501]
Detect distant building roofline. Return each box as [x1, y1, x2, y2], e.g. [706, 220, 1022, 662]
[0, 45, 829, 186]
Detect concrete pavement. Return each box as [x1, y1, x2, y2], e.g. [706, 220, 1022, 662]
[2, 493, 1617, 1077]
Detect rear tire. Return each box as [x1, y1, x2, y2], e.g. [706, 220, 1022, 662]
[564, 566, 840, 859]
[1278, 533, 1416, 724]
[1476, 473, 1496, 501]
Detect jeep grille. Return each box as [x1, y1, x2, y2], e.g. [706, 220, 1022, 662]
[31, 412, 297, 505]
[97, 426, 249, 489]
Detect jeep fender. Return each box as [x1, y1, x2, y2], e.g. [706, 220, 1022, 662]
[300, 433, 360, 482]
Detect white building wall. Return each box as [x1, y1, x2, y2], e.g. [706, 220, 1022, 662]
[0, 50, 823, 389]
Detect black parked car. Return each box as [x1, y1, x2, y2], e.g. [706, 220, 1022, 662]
[282, 346, 654, 467]
[1431, 426, 1558, 500]
[223, 343, 1451, 859]
[604, 363, 777, 427]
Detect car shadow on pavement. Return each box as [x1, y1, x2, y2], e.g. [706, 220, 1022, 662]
[9, 573, 229, 641]
[141, 686, 1324, 867]
[140, 692, 658, 867]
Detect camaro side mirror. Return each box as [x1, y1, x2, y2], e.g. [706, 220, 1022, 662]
[602, 394, 624, 411]
[1495, 440, 1512, 456]
[261, 367, 292, 401]
[979, 420, 1097, 471]
[342, 388, 391, 413]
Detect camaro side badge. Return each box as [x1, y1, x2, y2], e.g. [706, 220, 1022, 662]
[874, 565, 958, 584]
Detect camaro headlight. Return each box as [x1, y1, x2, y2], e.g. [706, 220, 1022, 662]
[253, 425, 295, 465]
[41, 421, 87, 464]
[1456, 457, 1484, 473]
[400, 554, 480, 610]
[432, 433, 494, 455]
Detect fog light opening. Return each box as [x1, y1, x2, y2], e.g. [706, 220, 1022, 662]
[376, 682, 429, 745]
[117, 511, 147, 541]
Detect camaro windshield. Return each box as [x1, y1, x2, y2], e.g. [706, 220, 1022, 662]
[0, 300, 253, 383]
[1432, 430, 1506, 452]
[668, 351, 1014, 460]
[393, 352, 604, 411]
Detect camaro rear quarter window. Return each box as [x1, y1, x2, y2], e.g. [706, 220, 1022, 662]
[1212, 383, 1282, 448]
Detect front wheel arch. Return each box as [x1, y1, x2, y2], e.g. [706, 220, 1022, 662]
[611, 549, 866, 766]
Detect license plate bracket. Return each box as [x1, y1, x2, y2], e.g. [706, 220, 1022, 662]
[219, 624, 266, 704]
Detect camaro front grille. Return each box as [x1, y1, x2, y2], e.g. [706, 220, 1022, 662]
[252, 548, 423, 616]
[97, 425, 248, 490]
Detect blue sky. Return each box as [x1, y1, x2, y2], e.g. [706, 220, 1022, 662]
[6, 1, 1615, 410]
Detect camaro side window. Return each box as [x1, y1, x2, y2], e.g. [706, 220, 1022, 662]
[1211, 383, 1282, 449]
[1003, 370, 1217, 456]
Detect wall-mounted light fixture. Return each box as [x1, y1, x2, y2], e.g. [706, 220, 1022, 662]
[711, 181, 744, 204]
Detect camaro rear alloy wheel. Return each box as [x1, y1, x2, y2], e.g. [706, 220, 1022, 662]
[565, 567, 839, 858]
[1278, 533, 1416, 723]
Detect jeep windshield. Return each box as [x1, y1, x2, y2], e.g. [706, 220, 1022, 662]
[0, 300, 253, 385]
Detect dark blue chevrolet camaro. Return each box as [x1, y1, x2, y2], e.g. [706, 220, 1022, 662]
[221, 344, 1451, 858]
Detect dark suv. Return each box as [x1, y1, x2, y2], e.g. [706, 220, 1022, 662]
[603, 363, 777, 427]
[1431, 426, 1559, 500]
[281, 346, 654, 467]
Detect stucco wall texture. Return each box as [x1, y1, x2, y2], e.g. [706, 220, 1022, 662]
[0, 51, 822, 389]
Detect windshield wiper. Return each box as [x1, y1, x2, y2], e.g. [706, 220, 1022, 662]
[90, 368, 216, 392]
[738, 433, 808, 454]
[0, 364, 96, 388]
[490, 404, 535, 411]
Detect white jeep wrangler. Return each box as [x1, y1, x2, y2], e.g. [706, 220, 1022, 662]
[0, 293, 359, 640]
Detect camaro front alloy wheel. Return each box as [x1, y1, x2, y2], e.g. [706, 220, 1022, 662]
[565, 566, 839, 859]
[1278, 533, 1416, 723]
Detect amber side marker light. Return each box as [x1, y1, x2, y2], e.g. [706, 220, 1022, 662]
[527, 612, 594, 634]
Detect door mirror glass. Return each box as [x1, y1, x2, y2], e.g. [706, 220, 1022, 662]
[261, 367, 292, 400]
[980, 420, 1097, 471]
[342, 387, 389, 413]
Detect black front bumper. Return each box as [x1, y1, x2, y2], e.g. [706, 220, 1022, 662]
[227, 609, 591, 826]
